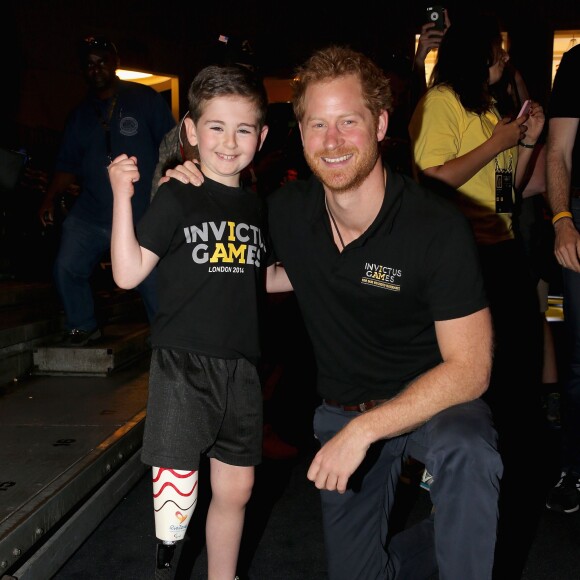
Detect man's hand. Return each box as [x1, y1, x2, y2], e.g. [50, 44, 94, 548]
[38, 198, 54, 227]
[554, 219, 580, 272]
[160, 160, 204, 187]
[307, 420, 370, 494]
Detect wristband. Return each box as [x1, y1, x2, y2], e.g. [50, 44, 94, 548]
[518, 141, 536, 149]
[552, 211, 573, 225]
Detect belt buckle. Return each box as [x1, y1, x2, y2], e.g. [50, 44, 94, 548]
[358, 401, 371, 412]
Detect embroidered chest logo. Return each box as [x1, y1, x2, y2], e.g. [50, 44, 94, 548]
[119, 116, 138, 136]
[361, 262, 402, 292]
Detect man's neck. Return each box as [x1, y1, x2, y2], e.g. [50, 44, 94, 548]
[95, 77, 119, 101]
[324, 161, 386, 242]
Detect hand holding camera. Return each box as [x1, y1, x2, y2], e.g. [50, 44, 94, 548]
[415, 6, 450, 67]
[426, 5, 447, 32]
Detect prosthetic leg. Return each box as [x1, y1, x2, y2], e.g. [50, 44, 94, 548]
[152, 467, 198, 578]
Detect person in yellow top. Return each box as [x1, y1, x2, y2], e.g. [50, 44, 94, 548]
[408, 12, 546, 580]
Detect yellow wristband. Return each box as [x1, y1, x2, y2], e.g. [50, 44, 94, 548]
[552, 211, 573, 225]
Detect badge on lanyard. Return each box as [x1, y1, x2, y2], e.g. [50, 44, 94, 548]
[495, 157, 513, 214]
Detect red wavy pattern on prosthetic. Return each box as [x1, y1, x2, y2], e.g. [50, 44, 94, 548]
[153, 479, 198, 498]
[152, 468, 196, 482]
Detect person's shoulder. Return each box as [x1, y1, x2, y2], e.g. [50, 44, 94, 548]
[268, 177, 317, 209]
[424, 85, 458, 106]
[154, 177, 193, 201]
[554, 46, 580, 81]
[413, 85, 456, 120]
[119, 79, 170, 106]
[396, 171, 464, 220]
[565, 43, 580, 63]
[119, 79, 158, 95]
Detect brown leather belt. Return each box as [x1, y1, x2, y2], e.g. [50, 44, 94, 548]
[323, 398, 387, 413]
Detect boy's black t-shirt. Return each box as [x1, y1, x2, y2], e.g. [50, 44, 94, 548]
[137, 176, 268, 363]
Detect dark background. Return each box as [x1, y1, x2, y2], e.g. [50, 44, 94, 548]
[3, 0, 580, 170]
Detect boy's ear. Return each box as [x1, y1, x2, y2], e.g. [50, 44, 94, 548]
[183, 116, 198, 146]
[257, 125, 269, 152]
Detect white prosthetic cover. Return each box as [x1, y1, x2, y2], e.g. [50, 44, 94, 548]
[152, 467, 198, 542]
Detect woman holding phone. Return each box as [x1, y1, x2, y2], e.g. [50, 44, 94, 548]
[409, 12, 546, 580]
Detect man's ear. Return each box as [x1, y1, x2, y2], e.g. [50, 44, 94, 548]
[257, 125, 269, 152]
[183, 116, 198, 146]
[377, 110, 389, 142]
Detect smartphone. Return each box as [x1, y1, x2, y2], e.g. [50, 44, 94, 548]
[518, 99, 531, 118]
[426, 5, 446, 31]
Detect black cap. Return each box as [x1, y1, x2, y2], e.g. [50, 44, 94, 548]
[77, 35, 118, 62]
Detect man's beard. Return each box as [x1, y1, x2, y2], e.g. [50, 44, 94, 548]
[304, 144, 379, 192]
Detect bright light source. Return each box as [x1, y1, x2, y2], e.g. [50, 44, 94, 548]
[116, 69, 153, 80]
[113, 68, 180, 122]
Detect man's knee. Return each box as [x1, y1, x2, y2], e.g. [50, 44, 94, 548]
[428, 401, 502, 475]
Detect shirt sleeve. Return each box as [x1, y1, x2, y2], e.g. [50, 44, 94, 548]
[410, 88, 464, 172]
[548, 45, 580, 119]
[136, 183, 180, 258]
[424, 209, 488, 320]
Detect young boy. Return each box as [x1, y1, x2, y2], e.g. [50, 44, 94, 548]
[108, 64, 270, 580]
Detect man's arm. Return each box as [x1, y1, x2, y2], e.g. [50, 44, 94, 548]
[547, 117, 580, 272]
[266, 263, 293, 293]
[306, 306, 493, 493]
[109, 154, 159, 289]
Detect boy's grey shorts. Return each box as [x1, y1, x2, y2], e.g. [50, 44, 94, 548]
[141, 348, 263, 471]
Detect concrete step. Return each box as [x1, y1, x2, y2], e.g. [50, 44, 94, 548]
[32, 323, 151, 377]
[0, 281, 149, 385]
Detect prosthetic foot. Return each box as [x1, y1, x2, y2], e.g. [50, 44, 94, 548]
[155, 541, 176, 580]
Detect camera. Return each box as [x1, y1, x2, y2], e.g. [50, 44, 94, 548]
[426, 5, 446, 31]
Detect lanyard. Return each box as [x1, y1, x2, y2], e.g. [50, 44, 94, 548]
[93, 94, 118, 161]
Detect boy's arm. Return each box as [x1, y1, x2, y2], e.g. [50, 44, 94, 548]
[109, 154, 160, 289]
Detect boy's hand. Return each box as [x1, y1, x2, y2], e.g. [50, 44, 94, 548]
[161, 160, 205, 187]
[108, 154, 139, 198]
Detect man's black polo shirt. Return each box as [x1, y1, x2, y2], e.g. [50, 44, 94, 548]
[267, 165, 487, 404]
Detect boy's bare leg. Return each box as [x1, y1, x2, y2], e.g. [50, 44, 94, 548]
[206, 459, 254, 580]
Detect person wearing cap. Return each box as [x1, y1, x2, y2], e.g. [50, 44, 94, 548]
[38, 35, 175, 345]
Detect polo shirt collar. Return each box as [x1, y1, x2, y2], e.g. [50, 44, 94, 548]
[306, 163, 405, 246]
